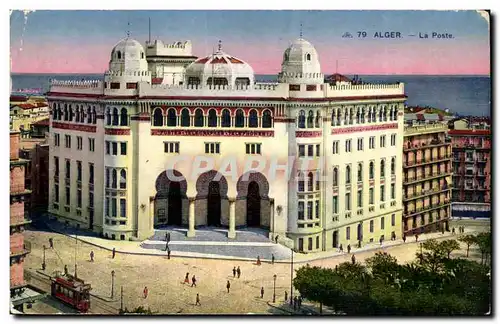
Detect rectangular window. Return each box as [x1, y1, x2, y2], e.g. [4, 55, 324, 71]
[346, 227, 351, 240]
[370, 220, 374, 233]
[65, 187, 70, 206]
[54, 157, 59, 177]
[88, 138, 95, 152]
[205, 142, 220, 154]
[111, 198, 117, 217]
[380, 135, 386, 148]
[106, 141, 110, 155]
[357, 138, 363, 151]
[112, 142, 118, 155]
[298, 201, 304, 220]
[54, 184, 59, 202]
[298, 238, 304, 251]
[380, 185, 386, 201]
[54, 133, 60, 146]
[306, 84, 317, 91]
[391, 213, 396, 226]
[333, 141, 339, 154]
[315, 200, 319, 218]
[120, 142, 127, 155]
[105, 168, 110, 188]
[345, 139, 352, 152]
[308, 145, 314, 157]
[333, 196, 338, 214]
[77, 189, 82, 208]
[298, 145, 305, 157]
[369, 136, 375, 149]
[316, 144, 320, 157]
[391, 134, 396, 146]
[120, 199, 127, 217]
[289, 84, 300, 91]
[357, 190, 363, 208]
[77, 136, 83, 150]
[381, 217, 385, 230]
[126, 82, 138, 89]
[89, 191, 94, 208]
[164, 142, 180, 153]
[77, 161, 82, 182]
[65, 159, 70, 179]
[65, 135, 71, 148]
[391, 184, 395, 200]
[89, 163, 94, 185]
[110, 82, 120, 89]
[307, 201, 313, 220]
[316, 236, 320, 249]
[369, 188, 374, 205]
[308, 237, 313, 251]
[105, 198, 109, 216]
[345, 193, 351, 210]
[246, 143, 262, 155]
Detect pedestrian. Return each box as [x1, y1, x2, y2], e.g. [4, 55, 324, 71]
[298, 296, 302, 309]
[415, 234, 419, 242]
[358, 240, 362, 248]
[339, 244, 343, 252]
[275, 235, 279, 244]
[143, 286, 148, 299]
[271, 254, 275, 265]
[284, 291, 288, 302]
[232, 266, 236, 278]
[226, 280, 231, 293]
[379, 237, 383, 246]
[49, 238, 53, 249]
[256, 256, 261, 266]
[64, 265, 68, 275]
[112, 248, 116, 259]
[167, 248, 171, 260]
[191, 275, 197, 287]
[195, 293, 201, 306]
[351, 254, 356, 264]
[237, 266, 241, 278]
[260, 287, 264, 298]
[90, 250, 94, 262]
[347, 244, 351, 254]
[452, 227, 455, 234]
[167, 232, 171, 243]
[403, 234, 407, 243]
[184, 272, 190, 284]
[441, 227, 445, 235]
[293, 296, 298, 310]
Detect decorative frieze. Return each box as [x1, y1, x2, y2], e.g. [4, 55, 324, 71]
[52, 122, 97, 133]
[105, 128, 130, 136]
[331, 123, 398, 135]
[151, 129, 274, 137]
[296, 131, 322, 138]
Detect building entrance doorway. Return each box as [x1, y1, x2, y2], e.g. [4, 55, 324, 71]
[167, 182, 182, 226]
[246, 181, 261, 227]
[207, 181, 221, 226]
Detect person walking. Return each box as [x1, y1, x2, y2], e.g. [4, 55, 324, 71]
[275, 235, 279, 244]
[191, 275, 197, 287]
[237, 266, 241, 278]
[184, 272, 190, 284]
[143, 286, 148, 299]
[260, 287, 265, 298]
[293, 296, 298, 311]
[112, 248, 116, 259]
[195, 293, 201, 306]
[339, 244, 343, 252]
[90, 250, 94, 262]
[403, 234, 407, 243]
[347, 244, 351, 254]
[232, 266, 237, 278]
[256, 256, 261, 266]
[49, 238, 54, 249]
[379, 237, 383, 246]
[226, 280, 231, 293]
[415, 234, 419, 242]
[271, 254, 275, 265]
[351, 254, 356, 264]
[167, 248, 171, 260]
[284, 291, 288, 302]
[452, 227, 455, 235]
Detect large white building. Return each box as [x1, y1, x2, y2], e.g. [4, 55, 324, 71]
[47, 36, 406, 253]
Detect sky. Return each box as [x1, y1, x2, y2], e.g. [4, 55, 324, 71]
[9, 10, 490, 75]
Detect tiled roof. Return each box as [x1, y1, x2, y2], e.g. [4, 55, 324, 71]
[448, 129, 490, 136]
[32, 118, 50, 126]
[325, 73, 352, 83]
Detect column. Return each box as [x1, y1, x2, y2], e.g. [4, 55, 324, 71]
[187, 197, 196, 237]
[228, 197, 236, 239]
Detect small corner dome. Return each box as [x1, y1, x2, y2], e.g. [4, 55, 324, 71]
[184, 50, 255, 87]
[279, 38, 323, 84]
[108, 37, 148, 73]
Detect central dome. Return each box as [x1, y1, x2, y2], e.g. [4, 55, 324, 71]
[279, 38, 323, 85]
[109, 37, 148, 72]
[184, 50, 254, 87]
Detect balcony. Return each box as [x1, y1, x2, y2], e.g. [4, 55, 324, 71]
[403, 185, 450, 201]
[10, 185, 31, 196]
[403, 154, 452, 168]
[453, 143, 491, 150]
[403, 201, 451, 218]
[404, 171, 451, 185]
[404, 123, 448, 138]
[10, 241, 31, 258]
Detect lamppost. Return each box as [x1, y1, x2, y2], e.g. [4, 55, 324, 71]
[289, 248, 294, 305]
[273, 274, 277, 303]
[42, 245, 46, 270]
[111, 270, 115, 299]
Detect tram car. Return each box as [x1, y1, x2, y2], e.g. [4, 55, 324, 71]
[50, 273, 91, 313]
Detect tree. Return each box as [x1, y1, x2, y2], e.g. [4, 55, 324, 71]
[475, 233, 492, 265]
[365, 252, 400, 284]
[458, 234, 477, 257]
[440, 239, 460, 258]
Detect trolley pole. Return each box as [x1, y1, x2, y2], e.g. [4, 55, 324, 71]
[290, 248, 293, 305]
[111, 270, 115, 299]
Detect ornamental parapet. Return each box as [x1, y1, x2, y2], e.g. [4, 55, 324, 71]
[326, 82, 405, 98]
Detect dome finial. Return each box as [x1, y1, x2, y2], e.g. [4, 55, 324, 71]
[300, 22, 303, 38]
[218, 40, 222, 52]
[127, 21, 130, 38]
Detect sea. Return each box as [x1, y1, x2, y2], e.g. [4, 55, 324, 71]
[10, 74, 491, 117]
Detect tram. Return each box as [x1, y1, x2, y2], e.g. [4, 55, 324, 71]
[50, 273, 91, 312]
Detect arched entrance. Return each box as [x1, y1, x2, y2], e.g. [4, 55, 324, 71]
[357, 223, 363, 241]
[154, 170, 188, 228]
[247, 181, 261, 227]
[207, 181, 221, 226]
[167, 182, 182, 226]
[332, 230, 339, 248]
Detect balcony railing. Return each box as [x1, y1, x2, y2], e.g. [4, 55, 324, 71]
[10, 185, 31, 195]
[404, 171, 450, 184]
[453, 143, 491, 150]
[403, 154, 452, 168]
[403, 185, 450, 201]
[403, 200, 450, 217]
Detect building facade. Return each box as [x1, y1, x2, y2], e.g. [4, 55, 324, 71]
[47, 36, 406, 252]
[402, 123, 453, 236]
[20, 139, 50, 215]
[10, 131, 32, 310]
[448, 118, 491, 218]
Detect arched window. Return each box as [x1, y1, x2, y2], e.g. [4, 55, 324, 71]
[52, 103, 57, 120]
[120, 108, 128, 126]
[379, 107, 383, 122]
[333, 167, 338, 187]
[69, 105, 74, 121]
[306, 53, 311, 61]
[92, 106, 97, 124]
[117, 51, 121, 59]
[315, 111, 321, 128]
[106, 108, 111, 125]
[235, 109, 244, 128]
[356, 108, 361, 124]
[153, 108, 163, 126]
[298, 110, 306, 128]
[208, 109, 217, 127]
[262, 110, 272, 128]
[141, 52, 144, 59]
[221, 109, 231, 127]
[369, 161, 374, 179]
[298, 172, 304, 192]
[80, 106, 85, 123]
[249, 110, 258, 128]
[194, 109, 204, 127]
[120, 169, 127, 189]
[307, 110, 314, 128]
[308, 172, 314, 191]
[331, 111, 336, 126]
[75, 106, 80, 123]
[360, 107, 365, 123]
[112, 169, 117, 188]
[87, 107, 92, 123]
[167, 108, 177, 127]
[391, 157, 396, 175]
[346, 165, 351, 184]
[112, 108, 119, 126]
[371, 107, 376, 122]
[380, 159, 385, 177]
[64, 104, 69, 121]
[358, 163, 363, 182]
[181, 108, 190, 127]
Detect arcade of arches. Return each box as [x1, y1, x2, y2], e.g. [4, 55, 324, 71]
[152, 170, 274, 237]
